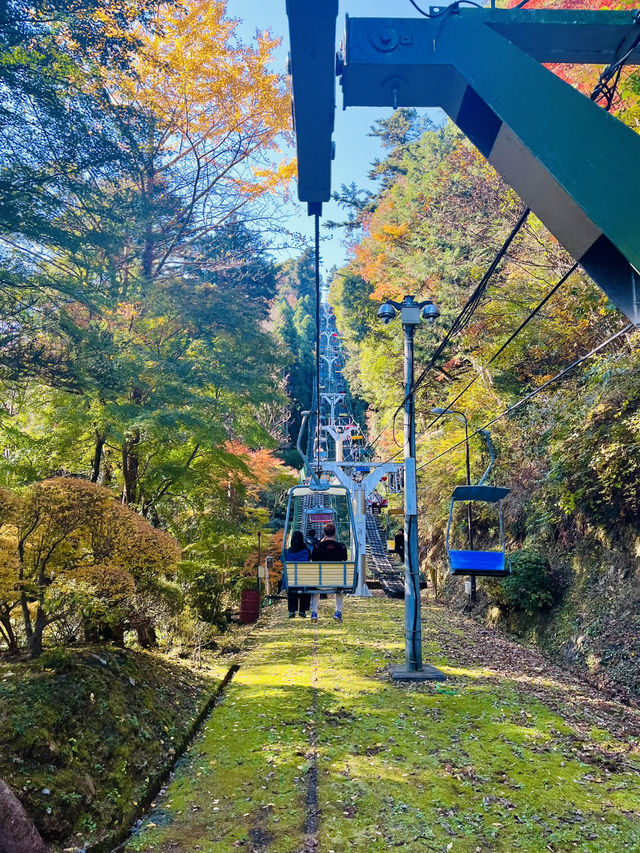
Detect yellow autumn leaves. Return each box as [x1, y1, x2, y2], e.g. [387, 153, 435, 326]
[114, 0, 294, 201]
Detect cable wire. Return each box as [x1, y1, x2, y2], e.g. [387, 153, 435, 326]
[408, 0, 482, 16]
[417, 322, 634, 472]
[373, 28, 638, 456]
[364, 207, 530, 455]
[591, 30, 640, 111]
[365, 11, 638, 461]
[422, 261, 579, 438]
[387, 206, 531, 440]
[376, 260, 579, 467]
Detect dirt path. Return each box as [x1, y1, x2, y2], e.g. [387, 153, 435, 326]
[125, 596, 640, 853]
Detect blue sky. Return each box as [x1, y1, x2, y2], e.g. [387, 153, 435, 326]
[227, 0, 442, 273]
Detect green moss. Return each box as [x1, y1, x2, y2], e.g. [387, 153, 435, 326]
[127, 599, 640, 852]
[0, 646, 223, 850]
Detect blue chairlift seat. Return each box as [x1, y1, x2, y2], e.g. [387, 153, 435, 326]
[446, 485, 511, 577]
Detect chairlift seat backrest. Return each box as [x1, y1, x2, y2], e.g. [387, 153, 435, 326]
[451, 485, 510, 502]
[282, 483, 358, 593]
[448, 550, 506, 576]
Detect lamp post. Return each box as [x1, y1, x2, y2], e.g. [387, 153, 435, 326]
[431, 407, 476, 603]
[378, 296, 445, 682]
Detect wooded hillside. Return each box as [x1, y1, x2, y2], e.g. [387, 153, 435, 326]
[329, 0, 640, 694]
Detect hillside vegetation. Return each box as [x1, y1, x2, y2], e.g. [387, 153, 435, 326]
[328, 1, 640, 696]
[0, 645, 236, 850]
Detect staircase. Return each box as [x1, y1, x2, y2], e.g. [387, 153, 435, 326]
[365, 513, 405, 598]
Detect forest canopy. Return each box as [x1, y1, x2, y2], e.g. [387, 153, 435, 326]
[0, 0, 305, 656]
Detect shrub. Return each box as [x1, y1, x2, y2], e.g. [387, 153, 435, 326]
[0, 478, 182, 656]
[500, 549, 555, 615]
[178, 560, 227, 629]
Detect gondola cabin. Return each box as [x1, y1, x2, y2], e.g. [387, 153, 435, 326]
[282, 484, 358, 593]
[446, 485, 511, 577]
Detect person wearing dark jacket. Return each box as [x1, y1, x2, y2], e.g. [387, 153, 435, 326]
[305, 528, 320, 552]
[394, 529, 405, 564]
[310, 522, 348, 623]
[285, 530, 311, 618]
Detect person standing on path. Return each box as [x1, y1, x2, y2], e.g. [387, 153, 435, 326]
[394, 528, 405, 563]
[310, 521, 348, 623]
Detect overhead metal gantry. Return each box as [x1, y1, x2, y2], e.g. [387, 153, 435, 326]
[286, 2, 640, 323]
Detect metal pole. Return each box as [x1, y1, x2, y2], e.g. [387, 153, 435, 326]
[463, 417, 477, 603]
[257, 531, 262, 600]
[353, 486, 369, 597]
[314, 214, 321, 476]
[403, 317, 422, 671]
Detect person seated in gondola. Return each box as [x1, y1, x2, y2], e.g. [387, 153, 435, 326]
[285, 530, 312, 618]
[310, 521, 348, 624]
[305, 527, 320, 552]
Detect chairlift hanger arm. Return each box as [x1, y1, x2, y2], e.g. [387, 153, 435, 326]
[476, 429, 495, 487]
[286, 4, 640, 321]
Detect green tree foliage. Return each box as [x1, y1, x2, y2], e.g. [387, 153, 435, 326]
[0, 478, 181, 657]
[498, 550, 555, 615]
[0, 0, 164, 388]
[0, 0, 298, 655]
[178, 560, 226, 629]
[0, 222, 283, 507]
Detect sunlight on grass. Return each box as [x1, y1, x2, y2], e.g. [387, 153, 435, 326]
[127, 597, 640, 853]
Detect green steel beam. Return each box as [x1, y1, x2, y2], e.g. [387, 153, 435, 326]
[286, 5, 640, 320]
[338, 11, 640, 322]
[470, 8, 640, 65]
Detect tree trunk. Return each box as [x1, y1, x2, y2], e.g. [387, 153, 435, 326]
[19, 590, 33, 652]
[143, 228, 154, 278]
[136, 620, 157, 649]
[90, 432, 106, 483]
[121, 430, 140, 506]
[0, 779, 49, 853]
[0, 610, 18, 655]
[102, 461, 113, 487]
[83, 618, 125, 647]
[142, 137, 155, 279]
[26, 605, 46, 658]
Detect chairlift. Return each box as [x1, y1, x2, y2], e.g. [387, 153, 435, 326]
[282, 484, 359, 593]
[446, 485, 511, 577]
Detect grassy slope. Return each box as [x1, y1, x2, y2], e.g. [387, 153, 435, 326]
[127, 597, 640, 853]
[0, 645, 233, 851]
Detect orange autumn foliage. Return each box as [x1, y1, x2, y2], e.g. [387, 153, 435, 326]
[0, 478, 181, 655]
